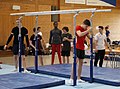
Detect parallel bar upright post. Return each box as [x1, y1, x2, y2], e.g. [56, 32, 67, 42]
[35, 16, 39, 73]
[73, 13, 78, 86]
[89, 12, 95, 83]
[18, 16, 23, 72]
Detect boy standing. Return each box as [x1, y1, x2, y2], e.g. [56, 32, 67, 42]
[61, 27, 72, 64]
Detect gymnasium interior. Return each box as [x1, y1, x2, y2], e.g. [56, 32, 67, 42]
[0, 0, 120, 89]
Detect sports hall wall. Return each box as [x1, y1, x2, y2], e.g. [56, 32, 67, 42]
[0, 0, 120, 46]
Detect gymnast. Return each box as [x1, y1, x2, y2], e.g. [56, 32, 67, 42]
[61, 26, 72, 64]
[94, 26, 112, 67]
[30, 27, 44, 66]
[49, 22, 62, 65]
[4, 19, 30, 73]
[68, 19, 92, 84]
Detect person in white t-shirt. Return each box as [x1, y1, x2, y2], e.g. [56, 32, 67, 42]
[37, 27, 42, 36]
[94, 26, 112, 67]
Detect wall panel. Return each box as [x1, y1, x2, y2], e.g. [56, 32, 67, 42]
[0, 0, 120, 46]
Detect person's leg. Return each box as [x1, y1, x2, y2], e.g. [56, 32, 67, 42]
[77, 59, 83, 80]
[77, 49, 85, 81]
[69, 49, 85, 84]
[94, 52, 99, 67]
[12, 44, 18, 71]
[39, 55, 43, 66]
[70, 63, 74, 79]
[99, 50, 105, 67]
[70, 58, 79, 82]
[67, 56, 69, 64]
[70, 49, 81, 79]
[56, 44, 62, 64]
[14, 55, 18, 71]
[61, 50, 65, 63]
[63, 56, 65, 64]
[22, 55, 27, 70]
[51, 44, 56, 65]
[66, 51, 70, 64]
[21, 44, 27, 70]
[22, 55, 31, 73]
[70, 58, 78, 79]
[21, 44, 30, 73]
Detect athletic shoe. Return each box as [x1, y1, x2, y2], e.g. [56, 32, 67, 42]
[77, 79, 85, 83]
[23, 70, 31, 73]
[66, 79, 73, 85]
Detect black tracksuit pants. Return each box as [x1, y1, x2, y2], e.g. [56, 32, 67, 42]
[94, 50, 105, 67]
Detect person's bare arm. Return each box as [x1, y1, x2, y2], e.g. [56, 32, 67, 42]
[29, 40, 35, 49]
[64, 37, 73, 42]
[76, 30, 88, 37]
[40, 39, 45, 51]
[87, 34, 90, 39]
[25, 34, 29, 47]
[76, 26, 92, 37]
[94, 39, 98, 53]
[104, 39, 112, 51]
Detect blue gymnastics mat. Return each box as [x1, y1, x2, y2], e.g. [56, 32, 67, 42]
[27, 64, 120, 86]
[0, 73, 65, 89]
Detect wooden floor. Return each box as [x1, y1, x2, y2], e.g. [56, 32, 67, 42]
[0, 51, 114, 68]
[0, 53, 75, 67]
[0, 50, 13, 57]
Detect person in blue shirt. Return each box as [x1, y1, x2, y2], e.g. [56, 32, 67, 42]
[105, 25, 111, 44]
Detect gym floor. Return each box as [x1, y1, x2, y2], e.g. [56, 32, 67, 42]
[0, 54, 120, 89]
[0, 64, 120, 89]
[0, 53, 113, 68]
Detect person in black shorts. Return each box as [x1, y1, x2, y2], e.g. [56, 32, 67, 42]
[68, 19, 92, 85]
[61, 27, 72, 64]
[4, 19, 30, 73]
[30, 27, 44, 66]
